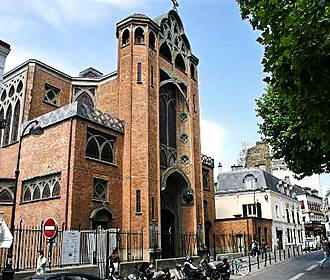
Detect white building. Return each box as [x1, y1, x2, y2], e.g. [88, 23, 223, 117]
[272, 159, 321, 195]
[323, 192, 330, 238]
[215, 167, 304, 250]
[0, 40, 11, 87]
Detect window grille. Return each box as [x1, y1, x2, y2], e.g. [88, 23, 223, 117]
[93, 178, 107, 201]
[137, 63, 142, 83]
[136, 190, 141, 213]
[44, 83, 60, 106]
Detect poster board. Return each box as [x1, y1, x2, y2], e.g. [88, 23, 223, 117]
[61, 231, 81, 265]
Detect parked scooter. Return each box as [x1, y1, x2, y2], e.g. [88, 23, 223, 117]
[183, 256, 207, 280]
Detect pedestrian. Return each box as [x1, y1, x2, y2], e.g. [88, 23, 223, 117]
[261, 240, 267, 259]
[109, 247, 120, 277]
[36, 250, 47, 275]
[251, 240, 257, 257]
[318, 238, 330, 268]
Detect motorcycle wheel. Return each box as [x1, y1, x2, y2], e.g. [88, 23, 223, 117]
[210, 271, 221, 280]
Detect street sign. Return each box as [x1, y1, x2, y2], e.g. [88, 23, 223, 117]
[43, 218, 58, 239]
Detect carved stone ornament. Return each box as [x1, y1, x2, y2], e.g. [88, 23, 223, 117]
[183, 188, 194, 204]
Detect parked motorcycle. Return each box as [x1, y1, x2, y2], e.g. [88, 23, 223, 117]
[183, 256, 207, 280]
[215, 258, 230, 280]
[199, 257, 221, 280]
[127, 262, 154, 280]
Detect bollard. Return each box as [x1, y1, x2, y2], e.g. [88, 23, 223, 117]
[279, 249, 282, 261]
[274, 250, 277, 263]
[284, 249, 286, 259]
[288, 247, 290, 258]
[249, 255, 251, 273]
[257, 255, 260, 269]
[264, 253, 267, 267]
[269, 252, 272, 265]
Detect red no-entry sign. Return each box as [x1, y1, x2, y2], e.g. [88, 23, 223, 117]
[43, 218, 58, 239]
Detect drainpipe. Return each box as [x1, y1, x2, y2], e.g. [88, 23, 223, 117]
[65, 118, 73, 229]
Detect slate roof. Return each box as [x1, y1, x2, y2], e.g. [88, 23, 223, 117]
[216, 167, 283, 194]
[22, 101, 124, 135]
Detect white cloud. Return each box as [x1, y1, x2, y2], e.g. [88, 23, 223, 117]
[4, 46, 79, 76]
[0, 0, 164, 32]
[200, 119, 225, 168]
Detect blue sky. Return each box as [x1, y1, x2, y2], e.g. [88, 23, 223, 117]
[1, 0, 329, 190]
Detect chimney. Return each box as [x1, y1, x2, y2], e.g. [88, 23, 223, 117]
[218, 162, 222, 174]
[231, 164, 243, 172]
[258, 164, 266, 171]
[0, 40, 11, 87]
[284, 176, 290, 184]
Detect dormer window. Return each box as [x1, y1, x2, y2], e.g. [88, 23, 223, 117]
[243, 174, 256, 190]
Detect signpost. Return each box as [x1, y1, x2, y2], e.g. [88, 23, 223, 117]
[43, 218, 58, 272]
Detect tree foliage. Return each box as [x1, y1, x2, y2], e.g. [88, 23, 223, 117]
[236, 0, 330, 177]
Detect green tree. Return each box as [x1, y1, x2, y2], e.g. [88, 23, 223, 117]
[236, 0, 330, 177]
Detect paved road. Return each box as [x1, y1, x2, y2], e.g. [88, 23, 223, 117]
[242, 251, 330, 280]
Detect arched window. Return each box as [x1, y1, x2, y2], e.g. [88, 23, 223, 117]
[0, 109, 4, 146]
[160, 43, 172, 62]
[86, 128, 116, 164]
[135, 27, 145, 44]
[243, 175, 256, 190]
[86, 136, 99, 158]
[11, 101, 20, 143]
[159, 85, 176, 149]
[52, 181, 60, 197]
[0, 189, 12, 202]
[3, 104, 12, 146]
[149, 31, 156, 49]
[33, 186, 41, 200]
[42, 184, 51, 198]
[122, 29, 130, 47]
[8, 85, 14, 97]
[16, 81, 23, 93]
[76, 92, 94, 108]
[101, 142, 114, 163]
[175, 54, 186, 72]
[23, 187, 31, 202]
[190, 64, 196, 80]
[0, 89, 6, 101]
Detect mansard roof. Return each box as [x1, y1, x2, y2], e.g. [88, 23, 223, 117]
[22, 101, 125, 135]
[216, 167, 297, 200]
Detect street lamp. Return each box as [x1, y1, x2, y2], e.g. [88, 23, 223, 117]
[2, 119, 43, 280]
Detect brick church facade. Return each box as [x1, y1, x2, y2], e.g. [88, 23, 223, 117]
[0, 10, 215, 259]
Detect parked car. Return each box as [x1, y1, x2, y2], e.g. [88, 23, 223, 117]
[23, 272, 102, 280]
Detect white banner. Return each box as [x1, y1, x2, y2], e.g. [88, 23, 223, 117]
[61, 231, 81, 265]
[0, 217, 13, 248]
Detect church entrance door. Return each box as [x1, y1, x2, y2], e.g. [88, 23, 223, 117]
[161, 170, 189, 258]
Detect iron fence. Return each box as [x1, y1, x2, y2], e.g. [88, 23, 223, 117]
[211, 232, 249, 257]
[0, 222, 143, 274]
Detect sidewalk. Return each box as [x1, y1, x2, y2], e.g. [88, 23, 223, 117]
[229, 250, 319, 279]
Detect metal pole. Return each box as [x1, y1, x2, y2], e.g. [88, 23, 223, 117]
[2, 120, 39, 280]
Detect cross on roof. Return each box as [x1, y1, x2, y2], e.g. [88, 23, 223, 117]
[171, 0, 179, 11]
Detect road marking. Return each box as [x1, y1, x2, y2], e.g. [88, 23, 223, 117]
[306, 264, 317, 271]
[288, 273, 305, 280]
